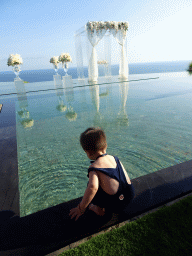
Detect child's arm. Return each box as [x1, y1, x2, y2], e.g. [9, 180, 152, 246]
[79, 171, 99, 211]
[69, 171, 99, 220]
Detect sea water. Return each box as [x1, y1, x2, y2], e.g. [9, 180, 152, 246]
[0, 60, 190, 83]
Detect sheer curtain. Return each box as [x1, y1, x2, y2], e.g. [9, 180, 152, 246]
[111, 29, 128, 79]
[86, 27, 106, 81]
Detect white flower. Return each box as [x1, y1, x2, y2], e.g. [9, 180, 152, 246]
[50, 56, 60, 65]
[105, 21, 111, 30]
[97, 60, 108, 64]
[99, 21, 105, 30]
[59, 53, 72, 63]
[86, 21, 128, 32]
[7, 53, 23, 66]
[118, 22, 129, 31]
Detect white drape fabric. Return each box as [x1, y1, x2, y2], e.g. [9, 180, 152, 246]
[111, 29, 128, 79]
[86, 28, 106, 81]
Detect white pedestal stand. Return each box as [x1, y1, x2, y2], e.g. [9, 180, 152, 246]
[62, 75, 73, 88]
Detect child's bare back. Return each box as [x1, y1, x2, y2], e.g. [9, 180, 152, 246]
[90, 154, 132, 196]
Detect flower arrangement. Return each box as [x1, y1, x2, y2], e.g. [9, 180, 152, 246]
[7, 54, 23, 66]
[56, 104, 67, 112]
[59, 53, 72, 63]
[21, 119, 34, 128]
[97, 60, 108, 65]
[18, 110, 30, 119]
[99, 89, 109, 97]
[86, 21, 129, 33]
[65, 107, 77, 121]
[50, 56, 60, 65]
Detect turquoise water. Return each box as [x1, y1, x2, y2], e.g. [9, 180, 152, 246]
[15, 72, 192, 217]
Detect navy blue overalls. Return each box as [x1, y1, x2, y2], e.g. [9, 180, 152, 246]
[87, 155, 135, 213]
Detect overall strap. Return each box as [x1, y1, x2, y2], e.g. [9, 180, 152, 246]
[96, 153, 108, 160]
[90, 153, 108, 164]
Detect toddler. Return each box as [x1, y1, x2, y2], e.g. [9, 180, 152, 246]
[69, 127, 135, 221]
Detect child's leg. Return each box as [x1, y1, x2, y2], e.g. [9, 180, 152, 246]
[88, 204, 105, 216]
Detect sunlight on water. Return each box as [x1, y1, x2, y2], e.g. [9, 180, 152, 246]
[15, 74, 192, 216]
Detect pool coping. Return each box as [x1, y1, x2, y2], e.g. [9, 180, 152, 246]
[46, 190, 192, 256]
[1, 85, 192, 255]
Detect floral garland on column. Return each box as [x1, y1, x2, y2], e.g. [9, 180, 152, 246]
[86, 21, 129, 33]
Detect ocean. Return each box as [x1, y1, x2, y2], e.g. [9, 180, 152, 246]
[0, 60, 190, 83]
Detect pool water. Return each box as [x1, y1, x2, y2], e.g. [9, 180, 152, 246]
[13, 72, 192, 216]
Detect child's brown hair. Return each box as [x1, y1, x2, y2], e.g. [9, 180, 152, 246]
[80, 127, 107, 152]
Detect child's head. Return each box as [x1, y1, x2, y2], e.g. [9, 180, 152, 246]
[80, 127, 107, 154]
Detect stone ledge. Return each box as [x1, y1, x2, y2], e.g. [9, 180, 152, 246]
[50, 191, 192, 255]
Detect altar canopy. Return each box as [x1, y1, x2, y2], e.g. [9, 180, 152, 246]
[75, 21, 129, 81]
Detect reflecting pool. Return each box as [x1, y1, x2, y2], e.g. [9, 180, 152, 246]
[5, 72, 192, 216]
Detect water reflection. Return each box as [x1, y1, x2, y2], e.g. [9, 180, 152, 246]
[117, 81, 129, 126]
[54, 81, 66, 113]
[87, 78, 129, 128]
[15, 79, 34, 128]
[99, 89, 109, 97]
[64, 85, 77, 121]
[89, 81, 103, 126]
[54, 78, 77, 121]
[53, 74, 62, 88]
[65, 106, 77, 121]
[54, 75, 64, 97]
[56, 96, 67, 112]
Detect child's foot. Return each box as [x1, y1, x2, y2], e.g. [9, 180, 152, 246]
[89, 204, 105, 216]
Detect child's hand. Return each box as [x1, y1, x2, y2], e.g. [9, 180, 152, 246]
[69, 206, 83, 221]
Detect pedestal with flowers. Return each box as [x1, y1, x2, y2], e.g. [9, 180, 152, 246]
[75, 21, 129, 82]
[7, 54, 26, 96]
[50, 56, 62, 88]
[7, 54, 23, 81]
[59, 53, 73, 88]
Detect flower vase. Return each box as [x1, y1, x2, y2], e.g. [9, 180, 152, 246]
[62, 62, 68, 76]
[53, 64, 59, 74]
[13, 65, 21, 80]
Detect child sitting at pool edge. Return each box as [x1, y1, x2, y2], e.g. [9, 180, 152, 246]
[69, 127, 135, 221]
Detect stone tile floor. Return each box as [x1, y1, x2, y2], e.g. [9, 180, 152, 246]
[46, 191, 192, 256]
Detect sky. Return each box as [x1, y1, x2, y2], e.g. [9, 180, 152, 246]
[0, 0, 191, 71]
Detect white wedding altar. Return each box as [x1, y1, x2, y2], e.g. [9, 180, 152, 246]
[75, 21, 129, 81]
